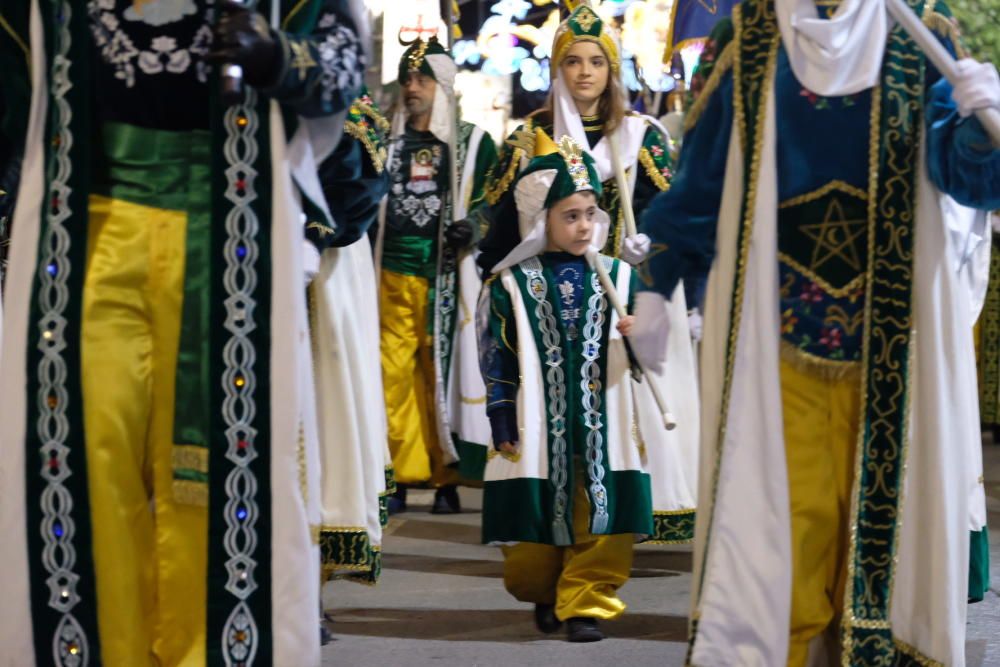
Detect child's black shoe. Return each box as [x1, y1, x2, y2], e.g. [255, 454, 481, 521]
[566, 617, 604, 642]
[387, 485, 407, 515]
[533, 603, 562, 634]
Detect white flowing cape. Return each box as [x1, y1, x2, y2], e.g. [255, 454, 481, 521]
[311, 238, 391, 571]
[690, 77, 983, 666]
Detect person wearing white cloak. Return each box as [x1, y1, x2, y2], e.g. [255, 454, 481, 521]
[633, 0, 1000, 664]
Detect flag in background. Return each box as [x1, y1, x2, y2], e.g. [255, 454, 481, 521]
[663, 0, 740, 63]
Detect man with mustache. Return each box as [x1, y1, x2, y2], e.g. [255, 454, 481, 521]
[375, 36, 498, 515]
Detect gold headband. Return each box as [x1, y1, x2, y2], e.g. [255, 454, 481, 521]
[550, 7, 620, 78]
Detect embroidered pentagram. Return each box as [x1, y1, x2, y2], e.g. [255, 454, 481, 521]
[800, 197, 867, 273]
[289, 39, 318, 80]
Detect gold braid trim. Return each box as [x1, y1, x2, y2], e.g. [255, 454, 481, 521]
[922, 11, 968, 58]
[297, 421, 308, 506]
[0, 14, 29, 70]
[777, 252, 866, 298]
[356, 101, 391, 132]
[893, 639, 944, 666]
[172, 445, 209, 473]
[485, 147, 524, 205]
[173, 480, 209, 507]
[780, 340, 861, 381]
[683, 41, 737, 134]
[778, 179, 868, 208]
[344, 119, 386, 174]
[281, 0, 310, 29]
[639, 147, 670, 192]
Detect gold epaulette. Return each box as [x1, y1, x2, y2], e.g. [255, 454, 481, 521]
[345, 95, 389, 174]
[639, 146, 670, 192]
[486, 120, 535, 205]
[922, 4, 968, 59]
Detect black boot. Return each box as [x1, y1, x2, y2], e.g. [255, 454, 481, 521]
[387, 484, 407, 515]
[430, 485, 461, 514]
[320, 622, 334, 646]
[533, 603, 562, 634]
[566, 617, 604, 643]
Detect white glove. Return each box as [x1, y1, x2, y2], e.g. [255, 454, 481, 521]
[303, 240, 321, 287]
[688, 308, 703, 343]
[620, 233, 652, 265]
[630, 291, 670, 374]
[951, 58, 1000, 118]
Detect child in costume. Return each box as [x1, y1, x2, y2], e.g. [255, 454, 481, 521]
[477, 129, 696, 643]
[469, 4, 700, 524]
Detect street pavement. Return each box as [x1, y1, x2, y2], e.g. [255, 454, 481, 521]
[322, 441, 1000, 667]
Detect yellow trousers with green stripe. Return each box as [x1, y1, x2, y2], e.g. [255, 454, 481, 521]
[501, 473, 634, 621]
[780, 359, 859, 667]
[82, 194, 207, 667]
[379, 268, 459, 486]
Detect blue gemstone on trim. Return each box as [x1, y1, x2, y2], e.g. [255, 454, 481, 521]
[236, 507, 248, 521]
[53, 521, 64, 538]
[47, 263, 58, 276]
[236, 245, 247, 259]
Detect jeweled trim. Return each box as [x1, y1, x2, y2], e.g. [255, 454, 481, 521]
[218, 91, 263, 667]
[519, 258, 572, 545]
[37, 2, 92, 663]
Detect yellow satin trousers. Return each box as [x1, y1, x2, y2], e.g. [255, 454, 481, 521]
[379, 268, 458, 486]
[82, 194, 207, 667]
[780, 359, 859, 667]
[501, 473, 634, 621]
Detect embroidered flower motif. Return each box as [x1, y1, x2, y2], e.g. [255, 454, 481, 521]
[89, 1, 211, 86]
[799, 88, 819, 106]
[819, 326, 843, 350]
[651, 145, 664, 158]
[139, 35, 192, 75]
[781, 308, 799, 335]
[316, 24, 365, 107]
[799, 282, 824, 304]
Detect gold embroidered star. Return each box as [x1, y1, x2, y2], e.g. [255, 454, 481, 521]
[801, 197, 867, 273]
[288, 39, 317, 80]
